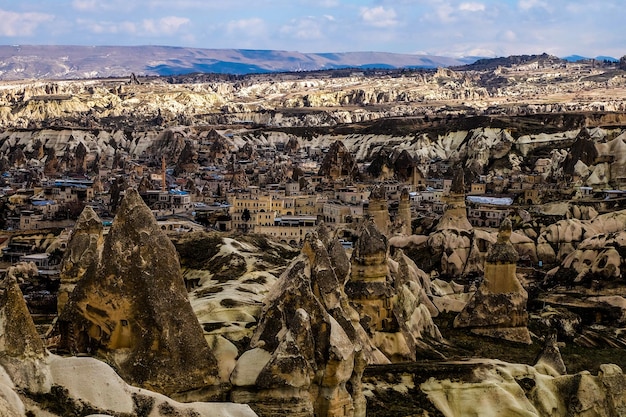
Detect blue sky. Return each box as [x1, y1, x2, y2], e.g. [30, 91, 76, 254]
[0, 0, 623, 58]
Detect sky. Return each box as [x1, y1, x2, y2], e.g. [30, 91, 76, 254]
[0, 0, 623, 58]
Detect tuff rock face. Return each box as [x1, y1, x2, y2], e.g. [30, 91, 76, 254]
[346, 220, 390, 332]
[175, 231, 299, 383]
[541, 208, 626, 280]
[454, 219, 532, 344]
[0, 263, 52, 412]
[366, 184, 390, 236]
[347, 219, 444, 361]
[0, 352, 257, 417]
[58, 188, 218, 396]
[394, 188, 412, 235]
[317, 140, 358, 180]
[537, 212, 626, 345]
[388, 249, 444, 358]
[57, 205, 103, 314]
[437, 169, 471, 232]
[537, 208, 626, 265]
[231, 227, 384, 417]
[421, 361, 626, 417]
[0, 263, 46, 359]
[534, 331, 567, 376]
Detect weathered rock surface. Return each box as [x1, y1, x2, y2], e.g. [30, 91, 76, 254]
[454, 219, 532, 344]
[173, 232, 299, 382]
[317, 140, 358, 180]
[0, 353, 258, 417]
[58, 189, 218, 396]
[231, 228, 378, 417]
[0, 264, 46, 360]
[57, 206, 103, 314]
[0, 263, 51, 411]
[366, 184, 390, 236]
[0, 208, 256, 417]
[347, 219, 444, 361]
[436, 169, 471, 232]
[231, 235, 366, 416]
[420, 360, 626, 417]
[534, 332, 567, 376]
[398, 223, 536, 281]
[540, 208, 626, 273]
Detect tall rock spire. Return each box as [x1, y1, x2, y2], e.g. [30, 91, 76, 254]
[454, 218, 531, 344]
[59, 189, 218, 395]
[0, 264, 46, 359]
[366, 184, 390, 236]
[58, 205, 103, 315]
[437, 168, 472, 231]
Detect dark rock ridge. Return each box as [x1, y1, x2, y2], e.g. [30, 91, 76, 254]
[453, 52, 564, 71]
[563, 128, 599, 175]
[58, 189, 218, 396]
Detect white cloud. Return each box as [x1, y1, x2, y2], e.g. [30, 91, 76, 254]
[435, 3, 455, 23]
[503, 30, 517, 41]
[459, 2, 485, 12]
[78, 16, 189, 36]
[226, 18, 267, 38]
[518, 0, 548, 10]
[72, 0, 135, 13]
[301, 0, 339, 7]
[0, 9, 53, 37]
[463, 47, 497, 57]
[155, 16, 190, 35]
[437, 47, 497, 58]
[72, 0, 98, 11]
[141, 19, 158, 35]
[84, 19, 135, 35]
[360, 6, 398, 28]
[281, 17, 326, 41]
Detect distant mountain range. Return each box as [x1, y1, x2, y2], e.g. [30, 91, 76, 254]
[562, 54, 618, 62]
[0, 45, 480, 81]
[0, 45, 620, 81]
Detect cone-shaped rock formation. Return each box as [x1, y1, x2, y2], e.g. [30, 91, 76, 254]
[57, 205, 103, 315]
[454, 218, 532, 344]
[58, 189, 218, 395]
[231, 227, 385, 417]
[0, 264, 46, 359]
[347, 219, 445, 361]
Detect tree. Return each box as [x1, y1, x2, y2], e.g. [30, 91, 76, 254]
[0, 197, 9, 229]
[241, 208, 251, 233]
